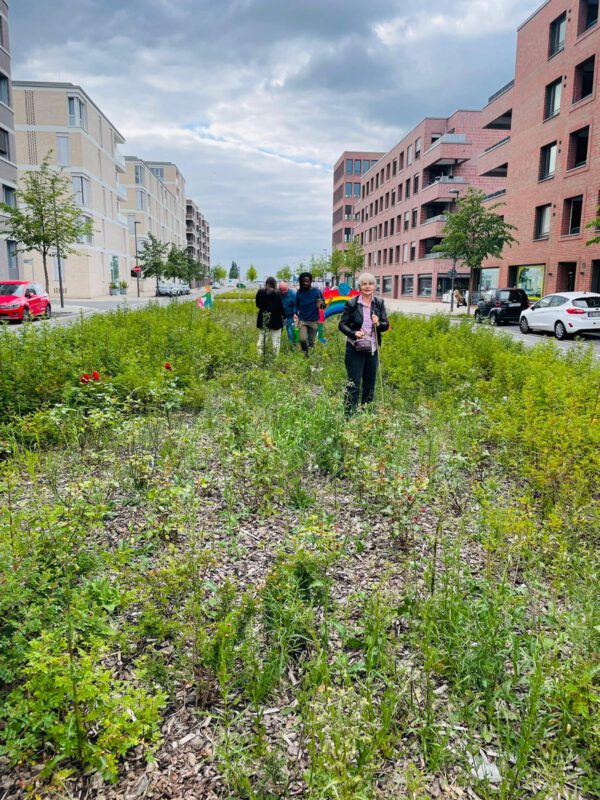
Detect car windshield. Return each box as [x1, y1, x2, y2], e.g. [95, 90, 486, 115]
[572, 297, 600, 308]
[0, 283, 25, 297]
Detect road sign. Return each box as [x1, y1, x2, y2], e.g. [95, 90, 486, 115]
[447, 269, 457, 279]
[134, 265, 141, 274]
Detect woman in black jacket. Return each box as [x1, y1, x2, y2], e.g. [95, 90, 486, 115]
[255, 277, 285, 355]
[338, 272, 389, 416]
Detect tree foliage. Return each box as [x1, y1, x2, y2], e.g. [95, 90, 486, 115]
[585, 205, 600, 246]
[138, 233, 169, 290]
[433, 188, 517, 272]
[0, 153, 94, 293]
[276, 265, 293, 282]
[343, 239, 365, 287]
[212, 265, 227, 283]
[246, 264, 258, 283]
[330, 248, 344, 286]
[229, 261, 239, 279]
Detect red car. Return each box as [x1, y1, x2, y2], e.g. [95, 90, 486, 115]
[0, 280, 51, 322]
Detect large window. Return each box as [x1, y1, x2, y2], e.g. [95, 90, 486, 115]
[411, 208, 418, 228]
[78, 214, 93, 245]
[544, 78, 562, 118]
[402, 275, 414, 295]
[3, 184, 16, 208]
[480, 267, 499, 291]
[7, 240, 17, 275]
[578, 0, 599, 33]
[539, 141, 557, 179]
[346, 160, 353, 175]
[407, 144, 413, 165]
[362, 159, 371, 173]
[382, 276, 392, 294]
[136, 189, 146, 211]
[549, 12, 566, 57]
[57, 134, 70, 166]
[418, 274, 432, 296]
[573, 55, 595, 102]
[354, 159, 361, 175]
[0, 128, 9, 160]
[0, 72, 9, 106]
[345, 182, 352, 197]
[534, 204, 551, 239]
[353, 183, 361, 198]
[68, 96, 87, 129]
[72, 175, 90, 208]
[568, 126, 589, 168]
[563, 195, 583, 234]
[344, 228, 352, 243]
[135, 164, 145, 185]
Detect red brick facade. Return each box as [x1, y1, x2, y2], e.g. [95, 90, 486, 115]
[332, 151, 384, 252]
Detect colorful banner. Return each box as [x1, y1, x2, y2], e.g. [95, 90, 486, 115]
[323, 282, 359, 318]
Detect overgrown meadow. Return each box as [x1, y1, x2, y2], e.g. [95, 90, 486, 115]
[0, 301, 598, 800]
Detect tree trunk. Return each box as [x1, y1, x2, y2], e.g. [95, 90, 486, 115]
[42, 251, 50, 294]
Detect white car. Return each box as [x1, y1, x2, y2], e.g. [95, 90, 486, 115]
[519, 291, 600, 340]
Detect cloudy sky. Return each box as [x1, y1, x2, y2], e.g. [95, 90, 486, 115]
[11, 0, 539, 277]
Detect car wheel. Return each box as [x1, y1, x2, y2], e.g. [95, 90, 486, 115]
[45, 304, 52, 319]
[474, 310, 482, 323]
[21, 307, 30, 323]
[489, 313, 498, 326]
[519, 317, 530, 334]
[555, 320, 570, 340]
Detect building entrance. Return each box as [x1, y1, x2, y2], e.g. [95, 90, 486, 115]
[592, 261, 600, 293]
[557, 262, 576, 292]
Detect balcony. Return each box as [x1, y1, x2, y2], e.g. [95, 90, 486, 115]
[483, 189, 507, 202]
[421, 176, 466, 202]
[116, 183, 128, 200]
[117, 213, 128, 227]
[114, 149, 126, 173]
[420, 215, 447, 237]
[424, 134, 471, 166]
[478, 136, 510, 178]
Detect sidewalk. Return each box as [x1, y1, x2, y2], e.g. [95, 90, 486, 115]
[384, 297, 471, 317]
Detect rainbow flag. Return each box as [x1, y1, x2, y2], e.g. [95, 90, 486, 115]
[323, 282, 359, 319]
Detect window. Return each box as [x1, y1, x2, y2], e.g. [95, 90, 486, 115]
[72, 175, 90, 207]
[418, 274, 432, 296]
[539, 141, 557, 179]
[568, 126, 589, 168]
[57, 134, 70, 166]
[564, 195, 583, 234]
[399, 152, 404, 171]
[534, 204, 551, 239]
[7, 240, 17, 274]
[397, 183, 403, 202]
[391, 190, 396, 206]
[392, 159, 397, 176]
[413, 174, 419, 194]
[402, 243, 409, 263]
[405, 178, 411, 199]
[402, 275, 413, 295]
[78, 214, 93, 245]
[68, 96, 87, 129]
[573, 55, 595, 102]
[128, 215, 137, 235]
[544, 78, 562, 118]
[150, 166, 164, 180]
[346, 160, 353, 175]
[345, 182, 352, 197]
[362, 159, 371, 173]
[354, 159, 361, 175]
[344, 204, 352, 220]
[383, 276, 392, 294]
[136, 189, 146, 211]
[415, 137, 422, 159]
[3, 185, 16, 208]
[0, 127, 9, 160]
[344, 227, 352, 243]
[412, 208, 418, 227]
[410, 242, 416, 261]
[404, 211, 410, 232]
[578, 0, 598, 33]
[407, 144, 413, 165]
[0, 73, 9, 106]
[354, 183, 361, 198]
[549, 12, 566, 57]
[135, 164, 145, 185]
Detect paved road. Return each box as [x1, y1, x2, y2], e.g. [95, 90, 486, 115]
[477, 320, 600, 358]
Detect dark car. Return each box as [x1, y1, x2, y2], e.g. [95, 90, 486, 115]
[475, 288, 529, 325]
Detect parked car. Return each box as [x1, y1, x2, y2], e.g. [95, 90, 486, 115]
[0, 281, 51, 322]
[179, 283, 191, 295]
[519, 291, 600, 340]
[235, 282, 246, 289]
[474, 288, 529, 325]
[213, 282, 222, 289]
[156, 281, 179, 297]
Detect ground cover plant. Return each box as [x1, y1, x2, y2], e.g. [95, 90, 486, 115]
[0, 301, 598, 800]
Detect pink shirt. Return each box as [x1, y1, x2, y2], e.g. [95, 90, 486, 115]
[350, 297, 376, 353]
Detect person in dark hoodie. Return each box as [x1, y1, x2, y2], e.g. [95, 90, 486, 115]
[293, 272, 324, 356]
[338, 271, 389, 416]
[255, 277, 285, 355]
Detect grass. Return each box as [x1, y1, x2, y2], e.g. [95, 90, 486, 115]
[0, 302, 598, 798]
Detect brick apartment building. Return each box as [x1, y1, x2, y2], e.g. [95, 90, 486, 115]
[352, 112, 503, 299]
[334, 0, 600, 301]
[478, 0, 600, 298]
[332, 151, 383, 252]
[0, 2, 20, 280]
[13, 81, 130, 298]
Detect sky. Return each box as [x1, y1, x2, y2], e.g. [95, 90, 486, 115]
[11, 0, 540, 278]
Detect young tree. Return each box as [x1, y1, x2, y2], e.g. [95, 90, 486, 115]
[138, 233, 169, 293]
[585, 205, 600, 245]
[309, 253, 328, 282]
[0, 153, 93, 293]
[246, 264, 258, 283]
[433, 188, 517, 313]
[212, 264, 227, 283]
[166, 245, 189, 281]
[276, 265, 293, 282]
[344, 239, 365, 288]
[330, 248, 344, 286]
[229, 260, 239, 280]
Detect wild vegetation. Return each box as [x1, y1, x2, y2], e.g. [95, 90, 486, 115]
[0, 301, 598, 799]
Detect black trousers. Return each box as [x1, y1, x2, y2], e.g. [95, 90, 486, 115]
[344, 343, 379, 416]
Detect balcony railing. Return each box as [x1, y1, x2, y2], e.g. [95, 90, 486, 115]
[422, 214, 448, 225]
[426, 133, 468, 153]
[114, 149, 126, 172]
[116, 183, 128, 200]
[421, 252, 440, 259]
[482, 135, 510, 154]
[483, 189, 507, 202]
[487, 80, 515, 105]
[423, 176, 466, 189]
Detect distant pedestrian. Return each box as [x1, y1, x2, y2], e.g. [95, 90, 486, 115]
[454, 288, 466, 308]
[294, 272, 325, 356]
[338, 271, 389, 416]
[278, 281, 297, 344]
[255, 277, 285, 355]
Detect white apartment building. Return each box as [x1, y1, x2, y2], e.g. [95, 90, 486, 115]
[13, 81, 130, 298]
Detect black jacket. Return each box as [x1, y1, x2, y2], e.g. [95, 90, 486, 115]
[255, 289, 285, 330]
[338, 296, 389, 345]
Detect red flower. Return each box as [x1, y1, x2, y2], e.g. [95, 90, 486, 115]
[164, 362, 173, 371]
[92, 371, 100, 381]
[80, 373, 90, 384]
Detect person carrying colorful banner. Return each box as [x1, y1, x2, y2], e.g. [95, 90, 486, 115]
[293, 272, 324, 356]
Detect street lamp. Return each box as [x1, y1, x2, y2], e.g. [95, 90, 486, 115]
[133, 220, 141, 298]
[448, 189, 460, 312]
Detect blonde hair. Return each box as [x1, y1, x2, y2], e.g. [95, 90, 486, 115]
[357, 272, 376, 288]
